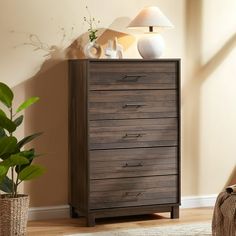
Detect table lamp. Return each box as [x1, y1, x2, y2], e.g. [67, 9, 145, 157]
[128, 6, 174, 59]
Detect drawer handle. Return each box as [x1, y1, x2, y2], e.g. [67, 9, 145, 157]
[119, 75, 146, 82]
[122, 133, 145, 139]
[122, 162, 143, 168]
[124, 191, 143, 197]
[122, 103, 145, 109]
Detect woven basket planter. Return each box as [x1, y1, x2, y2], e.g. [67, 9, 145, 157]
[0, 194, 29, 236]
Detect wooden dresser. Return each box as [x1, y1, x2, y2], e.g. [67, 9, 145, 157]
[68, 59, 181, 226]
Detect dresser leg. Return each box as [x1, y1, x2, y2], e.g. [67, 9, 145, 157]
[87, 214, 95, 227]
[171, 206, 179, 219]
[70, 206, 79, 218]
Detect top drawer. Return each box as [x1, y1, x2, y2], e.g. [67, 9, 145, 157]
[89, 61, 177, 90]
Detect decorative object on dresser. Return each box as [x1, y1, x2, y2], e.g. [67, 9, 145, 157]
[68, 59, 181, 226]
[104, 37, 123, 59]
[83, 6, 102, 59]
[128, 6, 174, 59]
[83, 41, 102, 59]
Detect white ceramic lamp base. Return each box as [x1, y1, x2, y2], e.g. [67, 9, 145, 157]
[137, 34, 165, 59]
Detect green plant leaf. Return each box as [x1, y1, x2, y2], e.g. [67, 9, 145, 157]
[0, 165, 7, 176]
[18, 165, 45, 181]
[16, 97, 39, 113]
[15, 149, 36, 173]
[17, 132, 42, 149]
[0, 109, 8, 137]
[0, 109, 7, 117]
[0, 165, 8, 182]
[0, 113, 17, 133]
[14, 115, 24, 127]
[0, 136, 17, 157]
[0, 128, 6, 138]
[0, 82, 14, 108]
[0, 176, 14, 193]
[19, 149, 35, 159]
[1, 154, 29, 167]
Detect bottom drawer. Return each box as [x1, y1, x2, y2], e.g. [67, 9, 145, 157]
[90, 175, 178, 209]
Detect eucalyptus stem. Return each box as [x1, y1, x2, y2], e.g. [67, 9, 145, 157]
[84, 6, 100, 42]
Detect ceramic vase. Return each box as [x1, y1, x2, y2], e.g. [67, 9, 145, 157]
[83, 41, 102, 59]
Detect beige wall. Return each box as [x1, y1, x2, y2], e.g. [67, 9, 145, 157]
[183, 0, 236, 195]
[0, 0, 235, 207]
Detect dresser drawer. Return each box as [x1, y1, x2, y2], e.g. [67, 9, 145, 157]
[90, 175, 178, 209]
[89, 61, 177, 90]
[89, 90, 177, 120]
[90, 147, 178, 179]
[89, 118, 177, 150]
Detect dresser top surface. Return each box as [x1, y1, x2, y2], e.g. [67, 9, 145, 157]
[68, 58, 181, 63]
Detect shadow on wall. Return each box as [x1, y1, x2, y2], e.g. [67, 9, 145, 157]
[13, 28, 135, 207]
[183, 0, 236, 195]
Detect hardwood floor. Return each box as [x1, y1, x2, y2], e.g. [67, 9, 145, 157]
[27, 207, 213, 235]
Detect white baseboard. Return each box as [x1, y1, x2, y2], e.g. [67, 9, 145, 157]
[28, 195, 217, 221]
[28, 205, 70, 221]
[181, 194, 217, 209]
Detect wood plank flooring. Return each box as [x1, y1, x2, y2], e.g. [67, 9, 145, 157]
[27, 208, 213, 235]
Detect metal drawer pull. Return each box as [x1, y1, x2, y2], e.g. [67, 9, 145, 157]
[122, 133, 145, 138]
[122, 162, 143, 168]
[119, 75, 146, 82]
[122, 103, 145, 109]
[124, 191, 143, 197]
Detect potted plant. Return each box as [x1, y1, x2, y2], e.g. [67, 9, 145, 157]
[83, 6, 102, 58]
[0, 82, 44, 236]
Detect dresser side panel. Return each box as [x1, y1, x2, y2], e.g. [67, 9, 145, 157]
[176, 59, 181, 205]
[68, 60, 89, 213]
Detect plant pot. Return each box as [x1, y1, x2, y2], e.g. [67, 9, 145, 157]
[0, 194, 29, 236]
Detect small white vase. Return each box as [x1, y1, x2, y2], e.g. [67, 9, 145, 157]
[83, 41, 102, 59]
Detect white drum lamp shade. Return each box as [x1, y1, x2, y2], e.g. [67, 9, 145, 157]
[128, 6, 174, 59]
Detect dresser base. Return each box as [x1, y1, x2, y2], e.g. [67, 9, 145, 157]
[70, 204, 180, 227]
